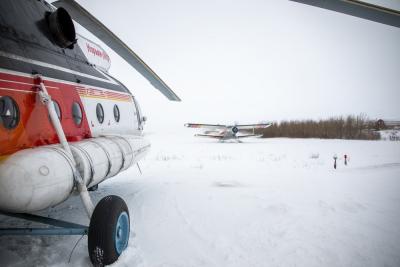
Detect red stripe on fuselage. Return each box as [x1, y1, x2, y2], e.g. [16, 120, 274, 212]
[0, 71, 92, 156]
[77, 86, 132, 102]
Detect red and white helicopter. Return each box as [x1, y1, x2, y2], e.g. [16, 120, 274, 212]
[1, 0, 398, 265]
[184, 123, 271, 142]
[0, 0, 179, 265]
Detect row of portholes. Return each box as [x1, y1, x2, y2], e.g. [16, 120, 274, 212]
[51, 100, 83, 126]
[1, 96, 121, 130]
[50, 102, 121, 126]
[96, 103, 120, 124]
[0, 96, 83, 129]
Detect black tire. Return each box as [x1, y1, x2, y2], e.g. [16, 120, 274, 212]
[88, 195, 130, 266]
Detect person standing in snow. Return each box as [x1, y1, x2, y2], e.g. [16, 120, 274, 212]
[333, 154, 338, 169]
[344, 154, 348, 165]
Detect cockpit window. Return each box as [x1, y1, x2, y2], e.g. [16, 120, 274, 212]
[132, 97, 143, 130]
[0, 96, 20, 129]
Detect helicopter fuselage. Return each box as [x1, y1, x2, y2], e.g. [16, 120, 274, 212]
[0, 0, 149, 212]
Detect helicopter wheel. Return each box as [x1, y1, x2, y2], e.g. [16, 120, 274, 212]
[88, 195, 130, 266]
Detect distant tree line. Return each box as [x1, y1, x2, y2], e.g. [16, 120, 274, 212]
[255, 114, 380, 140]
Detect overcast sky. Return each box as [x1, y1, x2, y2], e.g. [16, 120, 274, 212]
[73, 0, 400, 130]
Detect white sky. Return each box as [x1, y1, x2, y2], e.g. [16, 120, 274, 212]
[73, 0, 400, 130]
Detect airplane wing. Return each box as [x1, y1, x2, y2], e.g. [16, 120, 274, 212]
[235, 123, 271, 130]
[236, 134, 263, 139]
[184, 123, 227, 130]
[194, 134, 224, 139]
[52, 0, 181, 101]
[289, 0, 400, 28]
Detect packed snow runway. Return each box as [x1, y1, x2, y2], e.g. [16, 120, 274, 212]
[1, 132, 400, 267]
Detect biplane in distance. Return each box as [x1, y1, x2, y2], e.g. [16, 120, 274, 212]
[184, 123, 271, 142]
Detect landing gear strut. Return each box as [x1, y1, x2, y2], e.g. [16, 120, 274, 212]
[34, 76, 130, 265]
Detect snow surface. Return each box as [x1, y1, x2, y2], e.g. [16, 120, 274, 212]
[1, 132, 400, 267]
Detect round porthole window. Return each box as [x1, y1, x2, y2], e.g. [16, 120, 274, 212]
[72, 102, 82, 126]
[96, 103, 104, 123]
[113, 105, 120, 122]
[52, 100, 61, 120]
[0, 96, 20, 129]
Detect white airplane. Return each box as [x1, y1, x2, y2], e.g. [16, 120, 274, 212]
[184, 123, 271, 142]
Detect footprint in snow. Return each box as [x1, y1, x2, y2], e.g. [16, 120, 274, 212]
[339, 201, 367, 213]
[213, 181, 243, 188]
[264, 203, 289, 215]
[318, 200, 336, 216]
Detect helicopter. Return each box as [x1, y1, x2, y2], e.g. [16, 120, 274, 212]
[1, 0, 399, 266]
[0, 0, 179, 265]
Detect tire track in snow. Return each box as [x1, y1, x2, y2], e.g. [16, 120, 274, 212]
[342, 162, 400, 172]
[171, 192, 232, 267]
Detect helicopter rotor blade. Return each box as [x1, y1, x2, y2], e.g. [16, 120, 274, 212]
[52, 0, 181, 101]
[289, 0, 400, 28]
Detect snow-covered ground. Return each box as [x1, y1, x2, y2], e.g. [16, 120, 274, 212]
[1, 132, 400, 267]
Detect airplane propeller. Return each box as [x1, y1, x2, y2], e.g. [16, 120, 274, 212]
[231, 126, 239, 134]
[52, 0, 181, 101]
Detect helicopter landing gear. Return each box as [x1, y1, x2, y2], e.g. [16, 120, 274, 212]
[37, 76, 130, 266]
[88, 195, 130, 266]
[88, 184, 99, 191]
[39, 76, 130, 265]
